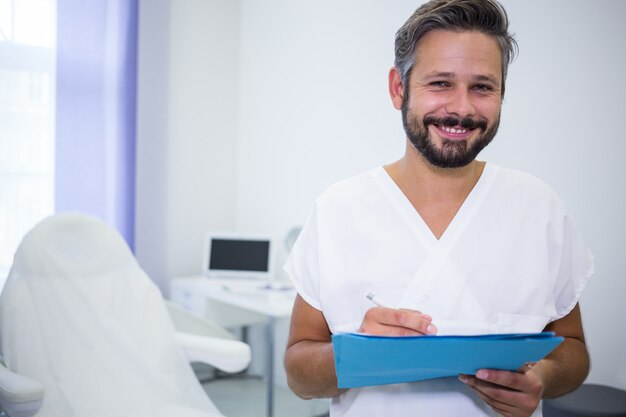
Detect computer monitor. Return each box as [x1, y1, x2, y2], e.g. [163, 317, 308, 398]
[202, 233, 274, 279]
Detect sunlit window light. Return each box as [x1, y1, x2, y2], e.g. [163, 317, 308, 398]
[0, 0, 56, 288]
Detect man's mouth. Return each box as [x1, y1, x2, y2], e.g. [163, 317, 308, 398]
[430, 123, 474, 140]
[423, 115, 488, 141]
[439, 125, 470, 135]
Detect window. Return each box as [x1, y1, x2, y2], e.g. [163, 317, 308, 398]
[0, 0, 56, 287]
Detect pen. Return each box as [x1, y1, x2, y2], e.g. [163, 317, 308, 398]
[366, 292, 390, 308]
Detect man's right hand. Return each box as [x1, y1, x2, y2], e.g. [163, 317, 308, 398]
[358, 306, 438, 336]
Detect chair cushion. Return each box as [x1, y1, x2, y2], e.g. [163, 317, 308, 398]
[0, 213, 224, 417]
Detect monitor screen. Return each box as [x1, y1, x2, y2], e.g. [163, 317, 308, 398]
[204, 234, 273, 278]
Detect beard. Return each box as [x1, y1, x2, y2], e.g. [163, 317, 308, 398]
[401, 98, 500, 169]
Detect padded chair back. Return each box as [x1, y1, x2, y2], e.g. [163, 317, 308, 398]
[543, 383, 626, 417]
[0, 213, 222, 417]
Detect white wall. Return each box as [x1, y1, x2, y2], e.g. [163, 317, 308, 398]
[137, 0, 626, 391]
[136, 0, 240, 292]
[236, 1, 413, 272]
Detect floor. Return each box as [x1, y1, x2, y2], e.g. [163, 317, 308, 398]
[202, 375, 330, 417]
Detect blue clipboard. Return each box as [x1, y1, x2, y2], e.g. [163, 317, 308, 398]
[332, 332, 563, 388]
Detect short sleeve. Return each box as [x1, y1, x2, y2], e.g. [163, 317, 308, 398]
[549, 208, 594, 321]
[283, 204, 322, 311]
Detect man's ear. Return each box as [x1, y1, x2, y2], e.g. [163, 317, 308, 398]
[389, 67, 405, 110]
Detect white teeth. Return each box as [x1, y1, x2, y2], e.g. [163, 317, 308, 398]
[441, 126, 467, 134]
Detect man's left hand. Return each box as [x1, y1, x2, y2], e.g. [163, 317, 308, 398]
[459, 368, 544, 417]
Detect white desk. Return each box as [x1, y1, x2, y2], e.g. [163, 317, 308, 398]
[170, 276, 296, 417]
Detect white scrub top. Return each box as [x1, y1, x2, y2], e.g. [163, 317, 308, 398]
[285, 163, 593, 417]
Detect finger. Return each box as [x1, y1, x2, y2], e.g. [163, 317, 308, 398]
[359, 322, 426, 336]
[476, 369, 544, 403]
[475, 369, 529, 391]
[360, 307, 437, 335]
[380, 307, 437, 334]
[399, 308, 433, 321]
[464, 376, 524, 407]
[466, 385, 517, 417]
[461, 373, 539, 414]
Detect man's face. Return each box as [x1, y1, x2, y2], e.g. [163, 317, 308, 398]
[401, 30, 503, 168]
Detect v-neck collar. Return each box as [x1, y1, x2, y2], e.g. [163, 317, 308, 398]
[373, 162, 499, 252]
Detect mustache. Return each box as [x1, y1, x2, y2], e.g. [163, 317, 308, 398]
[423, 115, 488, 131]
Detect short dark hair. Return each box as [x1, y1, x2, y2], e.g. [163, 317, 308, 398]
[394, 0, 518, 97]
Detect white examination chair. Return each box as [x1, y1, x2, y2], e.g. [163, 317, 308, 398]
[0, 213, 251, 417]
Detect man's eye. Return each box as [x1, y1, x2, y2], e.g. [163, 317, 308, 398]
[430, 81, 450, 88]
[473, 84, 493, 92]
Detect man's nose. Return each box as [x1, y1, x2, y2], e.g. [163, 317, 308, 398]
[444, 88, 475, 118]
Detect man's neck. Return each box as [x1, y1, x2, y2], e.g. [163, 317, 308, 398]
[384, 141, 486, 239]
[386, 142, 485, 201]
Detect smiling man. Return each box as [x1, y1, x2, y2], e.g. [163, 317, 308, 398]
[284, 1, 594, 416]
[400, 30, 501, 169]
